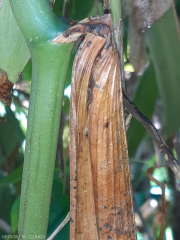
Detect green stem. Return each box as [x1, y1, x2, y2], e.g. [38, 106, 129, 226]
[110, 0, 125, 89]
[9, 0, 73, 238]
[110, 0, 121, 28]
[10, 0, 68, 47]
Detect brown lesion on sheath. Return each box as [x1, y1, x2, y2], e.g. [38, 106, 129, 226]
[0, 70, 14, 105]
[52, 15, 113, 45]
[63, 23, 111, 41]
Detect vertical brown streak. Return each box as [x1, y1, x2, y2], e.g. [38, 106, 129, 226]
[69, 34, 95, 238]
[89, 50, 114, 231]
[69, 50, 78, 240]
[72, 33, 106, 239]
[107, 57, 118, 238]
[113, 61, 122, 238]
[171, 0, 180, 42]
[107, 72, 116, 238]
[88, 45, 136, 239]
[115, 50, 135, 239]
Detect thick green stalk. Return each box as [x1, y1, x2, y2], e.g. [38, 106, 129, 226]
[9, 0, 73, 238]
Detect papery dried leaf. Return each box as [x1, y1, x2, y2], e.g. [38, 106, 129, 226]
[70, 34, 105, 239]
[58, 14, 136, 240]
[133, 0, 172, 31]
[0, 69, 14, 105]
[70, 33, 106, 239]
[88, 45, 136, 239]
[129, 12, 147, 74]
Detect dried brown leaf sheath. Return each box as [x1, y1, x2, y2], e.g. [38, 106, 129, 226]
[0, 70, 14, 105]
[53, 15, 136, 240]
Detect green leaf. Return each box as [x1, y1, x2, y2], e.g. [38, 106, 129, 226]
[0, 144, 6, 166]
[0, 165, 23, 188]
[21, 59, 32, 82]
[123, 17, 128, 60]
[53, 0, 64, 16]
[69, 0, 95, 21]
[47, 168, 70, 239]
[47, 200, 70, 240]
[147, 8, 180, 135]
[0, 107, 24, 158]
[0, 0, 30, 83]
[63, 96, 70, 116]
[64, 50, 76, 89]
[151, 167, 168, 185]
[11, 197, 20, 233]
[9, 0, 73, 237]
[51, 168, 65, 200]
[0, 184, 16, 235]
[127, 61, 158, 157]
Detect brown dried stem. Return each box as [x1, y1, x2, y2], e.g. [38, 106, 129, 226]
[147, 167, 167, 240]
[123, 91, 180, 180]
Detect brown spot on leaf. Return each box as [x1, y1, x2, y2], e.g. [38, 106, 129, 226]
[0, 70, 14, 105]
[107, 235, 112, 239]
[105, 122, 109, 128]
[98, 52, 102, 58]
[115, 229, 120, 233]
[104, 223, 109, 228]
[87, 41, 92, 47]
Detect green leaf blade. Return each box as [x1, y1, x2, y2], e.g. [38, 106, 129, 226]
[0, 0, 30, 83]
[147, 8, 180, 134]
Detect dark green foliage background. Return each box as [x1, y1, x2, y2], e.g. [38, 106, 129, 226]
[0, 0, 180, 239]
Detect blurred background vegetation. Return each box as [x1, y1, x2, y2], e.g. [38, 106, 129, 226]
[0, 0, 180, 239]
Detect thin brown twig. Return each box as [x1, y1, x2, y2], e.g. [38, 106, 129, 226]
[147, 167, 167, 240]
[123, 91, 180, 180]
[47, 212, 70, 240]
